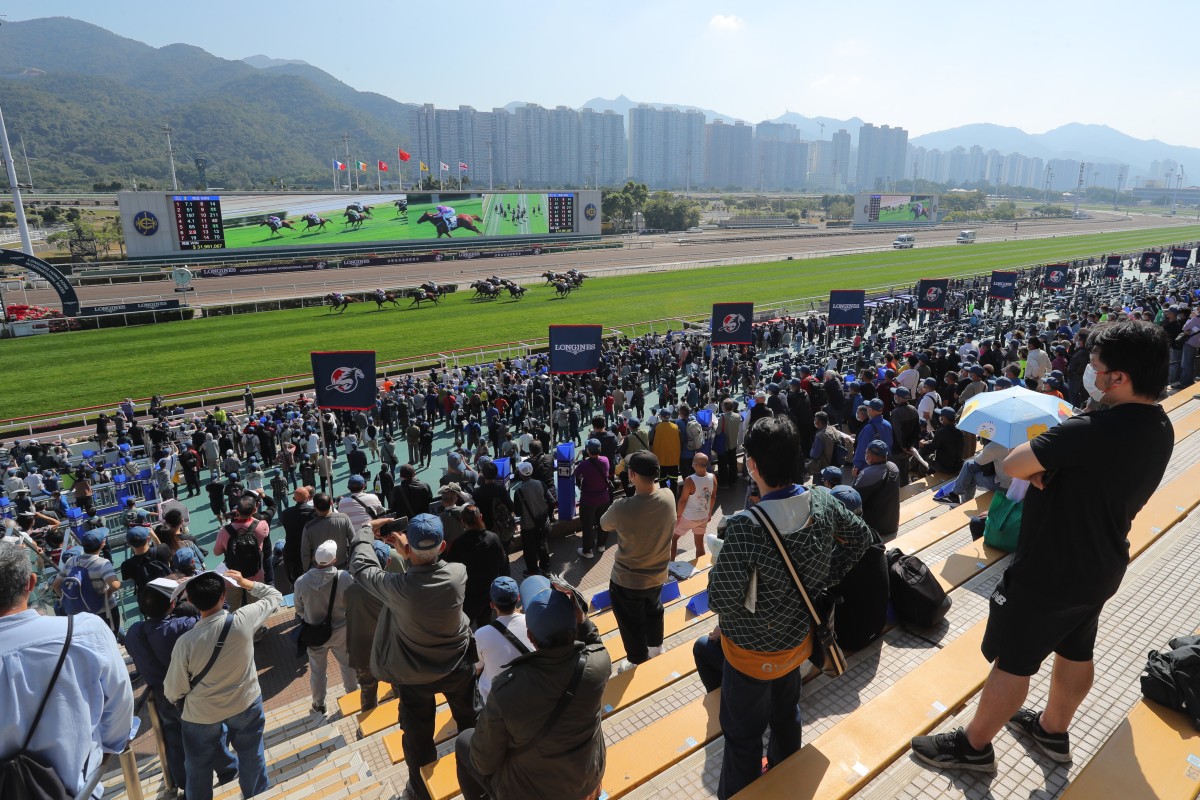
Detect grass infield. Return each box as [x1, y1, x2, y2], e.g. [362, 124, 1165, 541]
[4, 225, 1198, 421]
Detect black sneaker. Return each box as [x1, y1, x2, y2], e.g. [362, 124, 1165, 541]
[1007, 708, 1072, 763]
[934, 493, 961, 505]
[911, 727, 997, 773]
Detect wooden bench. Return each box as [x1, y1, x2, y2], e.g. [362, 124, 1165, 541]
[1161, 384, 1200, 413]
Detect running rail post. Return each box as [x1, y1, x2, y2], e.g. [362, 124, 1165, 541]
[119, 747, 144, 800]
[145, 692, 176, 793]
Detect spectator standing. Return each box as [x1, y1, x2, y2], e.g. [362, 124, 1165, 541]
[280, 486, 315, 583]
[511, 461, 553, 577]
[300, 493, 356, 571]
[673, 452, 717, 560]
[293, 540, 357, 715]
[574, 439, 612, 559]
[600, 451, 676, 669]
[337, 474, 383, 530]
[214, 496, 271, 612]
[0, 542, 134, 800]
[472, 576, 534, 703]
[53, 528, 122, 635]
[165, 570, 283, 800]
[445, 505, 511, 629]
[345, 541, 397, 713]
[853, 440, 902, 537]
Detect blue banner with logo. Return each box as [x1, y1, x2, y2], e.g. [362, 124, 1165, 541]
[311, 350, 377, 409]
[827, 290, 865, 326]
[988, 271, 1017, 300]
[1042, 264, 1068, 291]
[710, 302, 754, 345]
[1139, 250, 1162, 273]
[1103, 255, 1122, 279]
[916, 279, 949, 311]
[1171, 248, 1192, 268]
[548, 325, 602, 374]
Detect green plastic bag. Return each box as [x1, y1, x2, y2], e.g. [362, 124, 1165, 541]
[983, 490, 1022, 552]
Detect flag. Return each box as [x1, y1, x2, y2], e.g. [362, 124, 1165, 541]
[439, 162, 449, 171]
[419, 161, 428, 172]
[1042, 264, 1068, 290]
[916, 278, 949, 311]
[827, 290, 865, 327]
[311, 351, 377, 410]
[1103, 255, 1122, 279]
[458, 161, 469, 171]
[989, 271, 1017, 300]
[1139, 251, 1161, 273]
[333, 160, 346, 171]
[398, 148, 411, 162]
[548, 325, 603, 374]
[377, 160, 389, 172]
[1171, 248, 1192, 268]
[356, 161, 368, 172]
[710, 303, 753, 345]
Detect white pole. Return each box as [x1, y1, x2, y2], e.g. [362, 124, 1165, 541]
[0, 101, 34, 255]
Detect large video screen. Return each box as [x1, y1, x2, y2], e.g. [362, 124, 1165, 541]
[855, 193, 939, 225]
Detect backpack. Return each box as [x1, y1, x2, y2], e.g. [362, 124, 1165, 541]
[685, 419, 704, 452]
[1140, 634, 1200, 730]
[886, 549, 952, 628]
[60, 559, 106, 617]
[492, 497, 518, 545]
[808, 381, 828, 409]
[223, 522, 262, 575]
[0, 616, 74, 800]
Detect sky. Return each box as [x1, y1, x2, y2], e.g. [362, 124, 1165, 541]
[5, 0, 1199, 148]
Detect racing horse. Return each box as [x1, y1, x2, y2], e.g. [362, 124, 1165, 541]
[325, 292, 359, 313]
[259, 217, 295, 236]
[407, 289, 440, 308]
[472, 282, 501, 300]
[372, 289, 401, 310]
[416, 211, 484, 238]
[343, 210, 368, 229]
[346, 202, 373, 218]
[542, 271, 565, 285]
[553, 281, 573, 299]
[394, 199, 409, 219]
[505, 283, 527, 300]
[299, 216, 331, 232]
[419, 281, 449, 298]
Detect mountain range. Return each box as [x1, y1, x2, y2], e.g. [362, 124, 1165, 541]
[0, 16, 1196, 191]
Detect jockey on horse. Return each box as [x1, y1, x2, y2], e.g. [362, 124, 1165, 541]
[347, 201, 373, 217]
[435, 204, 457, 232]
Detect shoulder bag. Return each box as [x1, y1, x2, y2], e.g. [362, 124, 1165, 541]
[297, 575, 340, 654]
[178, 613, 235, 712]
[747, 505, 848, 678]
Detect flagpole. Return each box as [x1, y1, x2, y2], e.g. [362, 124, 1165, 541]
[377, 163, 382, 192]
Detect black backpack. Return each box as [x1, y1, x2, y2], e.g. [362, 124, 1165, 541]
[886, 548, 952, 628]
[0, 615, 74, 800]
[223, 522, 262, 575]
[1140, 634, 1200, 730]
[492, 497, 518, 546]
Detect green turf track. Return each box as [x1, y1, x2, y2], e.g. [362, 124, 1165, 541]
[3, 225, 1197, 420]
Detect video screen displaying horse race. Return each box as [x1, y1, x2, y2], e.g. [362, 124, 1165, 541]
[117, 190, 594, 257]
[854, 193, 940, 225]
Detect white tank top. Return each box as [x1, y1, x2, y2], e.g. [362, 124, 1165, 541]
[684, 472, 715, 519]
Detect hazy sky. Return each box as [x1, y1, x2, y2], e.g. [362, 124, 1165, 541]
[6, 1, 1198, 147]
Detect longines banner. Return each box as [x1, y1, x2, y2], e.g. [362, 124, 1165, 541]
[827, 290, 865, 327]
[198, 260, 330, 278]
[1103, 255, 1122, 279]
[1170, 248, 1192, 268]
[341, 253, 445, 268]
[988, 271, 1018, 300]
[710, 302, 754, 345]
[81, 300, 182, 316]
[548, 325, 603, 374]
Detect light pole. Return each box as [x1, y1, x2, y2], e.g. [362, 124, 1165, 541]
[1114, 166, 1126, 210]
[0, 100, 33, 255]
[594, 143, 600, 192]
[18, 131, 33, 190]
[162, 125, 179, 192]
[485, 139, 493, 192]
[1170, 166, 1184, 215]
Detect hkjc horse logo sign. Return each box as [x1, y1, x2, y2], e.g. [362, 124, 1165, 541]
[710, 303, 754, 345]
[311, 351, 377, 409]
[917, 279, 949, 311]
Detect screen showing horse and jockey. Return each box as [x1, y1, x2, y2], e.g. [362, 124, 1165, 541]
[853, 193, 940, 226]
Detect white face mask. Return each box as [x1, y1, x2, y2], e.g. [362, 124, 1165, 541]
[1082, 363, 1106, 403]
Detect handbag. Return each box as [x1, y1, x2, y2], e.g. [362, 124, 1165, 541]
[296, 574, 340, 655]
[747, 505, 848, 678]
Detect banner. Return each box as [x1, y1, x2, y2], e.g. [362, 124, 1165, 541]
[311, 351, 377, 410]
[454, 245, 545, 260]
[548, 325, 603, 374]
[916, 279, 949, 311]
[1042, 264, 1068, 291]
[341, 253, 443, 268]
[198, 260, 330, 278]
[827, 289, 866, 327]
[989, 271, 1018, 300]
[1171, 248, 1192, 268]
[1139, 251, 1162, 273]
[710, 302, 754, 345]
[81, 300, 182, 316]
[1103, 255, 1122, 279]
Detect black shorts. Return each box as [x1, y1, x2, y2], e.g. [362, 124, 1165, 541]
[980, 576, 1104, 677]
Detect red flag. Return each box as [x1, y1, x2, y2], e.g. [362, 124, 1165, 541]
[397, 148, 411, 162]
[377, 160, 389, 172]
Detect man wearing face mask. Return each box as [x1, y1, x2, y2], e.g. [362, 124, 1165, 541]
[913, 320, 1174, 773]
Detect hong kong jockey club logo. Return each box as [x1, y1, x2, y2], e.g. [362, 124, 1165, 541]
[1144, 257, 1158, 271]
[924, 286, 943, 303]
[326, 367, 365, 394]
[721, 313, 746, 334]
[584, 203, 597, 221]
[1049, 270, 1064, 284]
[133, 211, 159, 236]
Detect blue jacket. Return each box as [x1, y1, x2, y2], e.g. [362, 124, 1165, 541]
[852, 415, 894, 471]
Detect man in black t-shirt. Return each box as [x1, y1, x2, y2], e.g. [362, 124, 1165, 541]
[914, 320, 1175, 774]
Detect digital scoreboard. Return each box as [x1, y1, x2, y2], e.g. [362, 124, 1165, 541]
[172, 195, 226, 250]
[547, 193, 576, 234]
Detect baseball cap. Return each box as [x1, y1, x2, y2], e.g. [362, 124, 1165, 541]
[829, 484, 863, 514]
[314, 539, 339, 566]
[865, 398, 884, 412]
[126, 525, 152, 545]
[347, 474, 366, 489]
[922, 377, 939, 389]
[938, 407, 957, 420]
[866, 439, 888, 456]
[995, 377, 1014, 388]
[490, 576, 520, 606]
[440, 481, 463, 496]
[585, 438, 601, 454]
[894, 386, 912, 399]
[517, 461, 533, 477]
[626, 450, 660, 479]
[968, 365, 986, 376]
[1044, 376, 1061, 388]
[407, 513, 445, 551]
[627, 417, 641, 428]
[172, 549, 196, 571]
[81, 529, 107, 550]
[519, 575, 577, 642]
[371, 540, 392, 566]
[820, 466, 843, 484]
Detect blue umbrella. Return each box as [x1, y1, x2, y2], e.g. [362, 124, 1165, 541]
[958, 386, 1076, 449]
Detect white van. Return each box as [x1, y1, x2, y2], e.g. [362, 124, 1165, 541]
[956, 230, 977, 244]
[892, 234, 915, 249]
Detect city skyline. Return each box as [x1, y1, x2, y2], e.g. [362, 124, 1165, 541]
[4, 1, 1199, 150]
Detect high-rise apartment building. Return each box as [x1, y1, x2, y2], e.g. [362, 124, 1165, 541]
[578, 108, 627, 187]
[629, 105, 706, 188]
[705, 120, 753, 188]
[855, 123, 908, 191]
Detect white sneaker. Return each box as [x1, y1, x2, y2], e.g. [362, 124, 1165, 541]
[646, 646, 663, 659]
[617, 660, 637, 674]
[577, 548, 595, 559]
